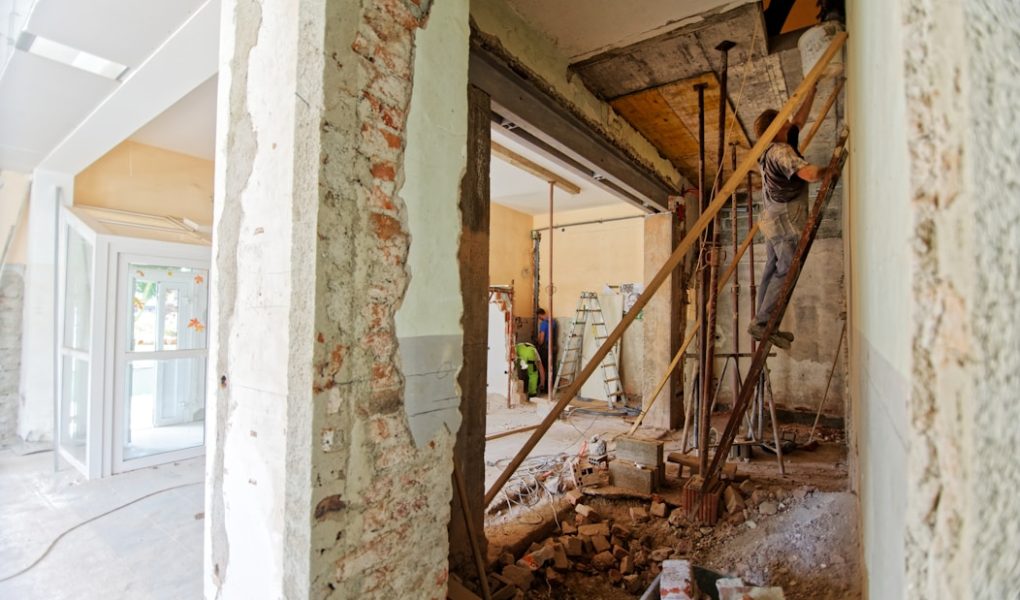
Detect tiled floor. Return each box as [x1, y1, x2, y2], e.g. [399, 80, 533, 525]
[0, 447, 204, 599]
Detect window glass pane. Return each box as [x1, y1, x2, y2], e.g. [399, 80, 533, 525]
[63, 227, 92, 351]
[163, 288, 179, 350]
[60, 355, 88, 463]
[129, 265, 208, 352]
[124, 357, 206, 460]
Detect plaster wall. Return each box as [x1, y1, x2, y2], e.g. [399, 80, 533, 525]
[489, 202, 533, 319]
[74, 140, 214, 225]
[895, 0, 1020, 597]
[470, 0, 683, 191]
[845, 2, 913, 597]
[395, 0, 469, 449]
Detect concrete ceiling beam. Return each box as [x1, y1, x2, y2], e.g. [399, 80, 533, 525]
[38, 0, 219, 174]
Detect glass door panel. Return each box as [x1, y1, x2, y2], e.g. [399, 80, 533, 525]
[119, 263, 208, 465]
[59, 226, 93, 468]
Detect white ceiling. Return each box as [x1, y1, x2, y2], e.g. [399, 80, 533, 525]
[504, 0, 755, 61]
[0, 0, 209, 172]
[490, 127, 629, 215]
[130, 75, 218, 160]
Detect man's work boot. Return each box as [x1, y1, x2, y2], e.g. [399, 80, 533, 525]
[747, 322, 793, 350]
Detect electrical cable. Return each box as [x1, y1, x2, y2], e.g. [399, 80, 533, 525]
[0, 481, 203, 582]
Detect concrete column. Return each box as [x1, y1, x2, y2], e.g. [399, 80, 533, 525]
[642, 211, 683, 430]
[206, 0, 467, 598]
[18, 168, 73, 442]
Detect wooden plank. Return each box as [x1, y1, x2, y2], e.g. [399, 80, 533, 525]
[490, 141, 581, 194]
[483, 32, 847, 508]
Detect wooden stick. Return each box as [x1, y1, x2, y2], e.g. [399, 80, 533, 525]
[626, 221, 760, 436]
[483, 32, 848, 507]
[492, 142, 581, 195]
[485, 424, 540, 442]
[453, 460, 492, 600]
[800, 77, 845, 154]
[808, 320, 846, 442]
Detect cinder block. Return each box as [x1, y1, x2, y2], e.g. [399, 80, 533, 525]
[615, 436, 664, 466]
[609, 459, 657, 493]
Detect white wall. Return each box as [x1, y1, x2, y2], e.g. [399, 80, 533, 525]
[846, 2, 912, 597]
[18, 169, 73, 441]
[395, 0, 469, 448]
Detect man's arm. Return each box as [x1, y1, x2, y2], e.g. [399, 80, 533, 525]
[795, 164, 830, 183]
[791, 82, 818, 129]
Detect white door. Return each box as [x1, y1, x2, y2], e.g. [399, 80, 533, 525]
[113, 256, 209, 472]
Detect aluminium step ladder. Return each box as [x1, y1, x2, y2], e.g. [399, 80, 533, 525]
[555, 291, 624, 406]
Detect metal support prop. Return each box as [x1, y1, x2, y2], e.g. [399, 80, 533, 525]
[482, 32, 847, 507]
[694, 81, 711, 477]
[531, 230, 540, 340]
[703, 130, 850, 489]
[745, 167, 763, 441]
[547, 182, 554, 402]
[729, 143, 741, 408]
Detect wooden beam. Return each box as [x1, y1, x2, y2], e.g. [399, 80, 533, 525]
[482, 31, 848, 508]
[491, 141, 581, 194]
[800, 77, 845, 154]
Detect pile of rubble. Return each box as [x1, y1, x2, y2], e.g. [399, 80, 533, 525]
[467, 477, 819, 599]
[490, 491, 680, 597]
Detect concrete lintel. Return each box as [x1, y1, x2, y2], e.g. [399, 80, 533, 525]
[469, 43, 678, 213]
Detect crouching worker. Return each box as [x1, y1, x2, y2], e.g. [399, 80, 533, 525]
[514, 342, 545, 398]
[749, 93, 833, 350]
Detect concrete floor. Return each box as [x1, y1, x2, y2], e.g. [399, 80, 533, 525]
[0, 447, 203, 599]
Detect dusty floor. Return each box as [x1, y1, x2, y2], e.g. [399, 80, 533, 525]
[0, 446, 203, 599]
[480, 396, 861, 599]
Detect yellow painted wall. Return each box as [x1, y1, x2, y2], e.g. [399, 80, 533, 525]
[489, 202, 534, 318]
[74, 140, 214, 225]
[534, 203, 645, 317]
[0, 171, 30, 264]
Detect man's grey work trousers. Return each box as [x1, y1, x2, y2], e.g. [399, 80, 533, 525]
[755, 198, 807, 327]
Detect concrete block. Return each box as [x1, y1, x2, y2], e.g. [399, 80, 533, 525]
[615, 435, 664, 466]
[660, 559, 698, 600]
[609, 459, 656, 493]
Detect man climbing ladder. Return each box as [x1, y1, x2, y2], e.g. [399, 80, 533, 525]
[748, 84, 835, 350]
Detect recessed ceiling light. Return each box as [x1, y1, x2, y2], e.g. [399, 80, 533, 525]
[15, 31, 128, 81]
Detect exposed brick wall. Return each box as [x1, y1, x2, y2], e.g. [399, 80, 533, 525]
[308, 1, 458, 598]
